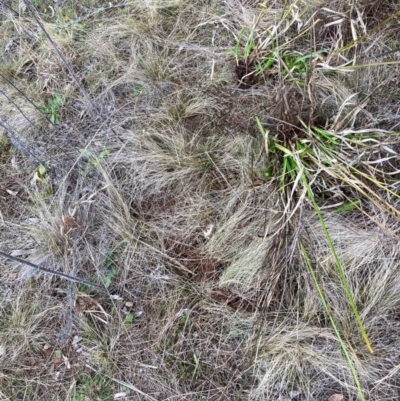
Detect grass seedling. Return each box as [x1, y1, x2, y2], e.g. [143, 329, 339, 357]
[103, 252, 118, 288]
[281, 50, 326, 78]
[333, 200, 361, 214]
[41, 93, 64, 124]
[231, 25, 327, 86]
[230, 28, 256, 65]
[124, 314, 134, 328]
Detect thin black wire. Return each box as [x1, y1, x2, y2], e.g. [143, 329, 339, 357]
[0, 73, 83, 156]
[0, 118, 48, 166]
[1, 1, 123, 186]
[22, 0, 123, 144]
[1, 2, 118, 163]
[0, 72, 57, 127]
[23, 0, 102, 119]
[0, 88, 42, 128]
[0, 88, 80, 163]
[0, 2, 20, 17]
[0, 250, 106, 291]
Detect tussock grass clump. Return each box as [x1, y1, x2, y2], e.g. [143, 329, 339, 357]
[1, 0, 400, 400]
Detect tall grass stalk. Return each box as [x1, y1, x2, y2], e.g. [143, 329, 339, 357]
[299, 242, 366, 401]
[301, 174, 374, 354]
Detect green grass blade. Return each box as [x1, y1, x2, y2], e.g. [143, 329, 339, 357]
[299, 242, 366, 401]
[333, 200, 361, 213]
[302, 176, 374, 354]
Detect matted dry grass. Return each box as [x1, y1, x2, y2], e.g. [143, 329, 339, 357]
[1, 0, 400, 400]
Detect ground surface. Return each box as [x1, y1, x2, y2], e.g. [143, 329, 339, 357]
[1, 1, 400, 400]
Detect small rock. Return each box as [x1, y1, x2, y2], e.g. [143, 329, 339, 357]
[328, 394, 343, 401]
[114, 392, 127, 399]
[289, 390, 301, 399]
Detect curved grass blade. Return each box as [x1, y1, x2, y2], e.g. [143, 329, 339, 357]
[301, 176, 374, 354]
[299, 242, 366, 401]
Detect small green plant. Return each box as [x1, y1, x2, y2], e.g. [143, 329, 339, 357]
[33, 162, 54, 195]
[42, 93, 64, 124]
[130, 84, 144, 96]
[230, 25, 326, 86]
[103, 252, 118, 288]
[77, 283, 92, 294]
[124, 314, 134, 328]
[333, 199, 361, 213]
[72, 373, 113, 401]
[230, 28, 256, 66]
[79, 149, 110, 179]
[34, 163, 49, 183]
[192, 353, 200, 379]
[0, 136, 10, 155]
[81, 149, 110, 168]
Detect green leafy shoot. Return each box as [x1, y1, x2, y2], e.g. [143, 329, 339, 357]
[282, 50, 326, 77]
[333, 200, 361, 213]
[124, 314, 134, 328]
[230, 28, 256, 64]
[42, 93, 64, 124]
[80, 149, 110, 168]
[103, 252, 118, 288]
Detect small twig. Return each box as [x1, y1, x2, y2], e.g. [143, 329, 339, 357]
[85, 364, 159, 401]
[58, 229, 78, 346]
[0, 250, 105, 291]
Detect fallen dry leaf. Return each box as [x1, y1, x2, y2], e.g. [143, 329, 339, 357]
[60, 214, 84, 235]
[6, 189, 18, 196]
[62, 355, 71, 369]
[328, 394, 343, 401]
[114, 393, 127, 399]
[53, 357, 61, 365]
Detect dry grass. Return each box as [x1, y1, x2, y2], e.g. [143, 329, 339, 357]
[1, 0, 400, 400]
